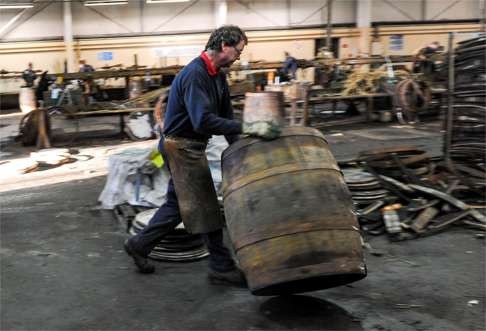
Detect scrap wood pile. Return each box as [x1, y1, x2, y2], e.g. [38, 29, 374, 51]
[342, 68, 410, 96]
[342, 146, 485, 241]
[448, 35, 486, 192]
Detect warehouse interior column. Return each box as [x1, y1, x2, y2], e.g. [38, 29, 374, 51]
[63, 0, 76, 73]
[356, 0, 372, 57]
[215, 0, 227, 28]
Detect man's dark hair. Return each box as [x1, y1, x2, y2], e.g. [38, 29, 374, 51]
[205, 25, 248, 52]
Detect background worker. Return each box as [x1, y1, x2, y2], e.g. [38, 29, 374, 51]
[35, 71, 55, 107]
[79, 59, 95, 73]
[78, 59, 96, 105]
[22, 62, 37, 87]
[124, 25, 280, 286]
[413, 41, 443, 76]
[282, 51, 298, 81]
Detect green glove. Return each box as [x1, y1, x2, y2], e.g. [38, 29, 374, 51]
[242, 121, 281, 140]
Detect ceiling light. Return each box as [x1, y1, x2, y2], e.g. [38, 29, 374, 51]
[84, 1, 128, 6]
[0, 3, 33, 9]
[146, 0, 191, 3]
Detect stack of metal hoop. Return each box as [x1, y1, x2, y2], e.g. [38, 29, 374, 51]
[129, 209, 209, 262]
[449, 36, 486, 192]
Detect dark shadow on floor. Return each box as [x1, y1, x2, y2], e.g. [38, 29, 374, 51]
[259, 295, 363, 330]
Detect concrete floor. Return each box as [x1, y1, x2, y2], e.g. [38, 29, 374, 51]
[0, 114, 484, 331]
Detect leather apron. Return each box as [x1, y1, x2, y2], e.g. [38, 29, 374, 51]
[163, 136, 224, 234]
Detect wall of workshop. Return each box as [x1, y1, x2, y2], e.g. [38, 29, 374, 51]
[0, 0, 358, 40]
[377, 23, 481, 56]
[0, 0, 480, 41]
[226, 0, 356, 28]
[0, 0, 482, 93]
[371, 0, 479, 21]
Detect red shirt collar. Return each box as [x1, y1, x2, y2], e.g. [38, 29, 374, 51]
[200, 51, 218, 76]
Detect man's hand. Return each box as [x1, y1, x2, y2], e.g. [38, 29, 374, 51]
[242, 121, 281, 140]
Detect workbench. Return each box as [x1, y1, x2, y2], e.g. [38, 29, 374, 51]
[308, 92, 391, 122]
[232, 91, 392, 127]
[36, 107, 154, 148]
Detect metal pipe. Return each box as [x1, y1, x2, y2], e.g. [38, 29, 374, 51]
[286, 0, 291, 27]
[326, 0, 333, 52]
[215, 0, 227, 27]
[421, 0, 427, 20]
[139, 0, 144, 33]
[63, 0, 76, 73]
[444, 32, 455, 166]
[481, 0, 486, 33]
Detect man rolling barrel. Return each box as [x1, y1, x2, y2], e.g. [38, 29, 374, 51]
[124, 25, 280, 286]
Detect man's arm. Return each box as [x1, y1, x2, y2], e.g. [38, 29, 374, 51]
[221, 77, 241, 144]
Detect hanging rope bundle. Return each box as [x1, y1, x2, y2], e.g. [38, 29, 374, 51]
[342, 69, 410, 96]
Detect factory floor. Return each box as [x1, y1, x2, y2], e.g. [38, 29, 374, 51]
[0, 113, 484, 331]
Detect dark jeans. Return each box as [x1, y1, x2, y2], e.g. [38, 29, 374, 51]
[129, 151, 236, 273]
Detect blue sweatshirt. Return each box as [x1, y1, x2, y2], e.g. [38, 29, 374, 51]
[163, 56, 242, 144]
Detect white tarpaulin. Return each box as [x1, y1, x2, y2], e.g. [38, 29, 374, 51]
[98, 136, 228, 209]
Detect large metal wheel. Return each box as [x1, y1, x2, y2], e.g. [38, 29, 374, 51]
[394, 78, 431, 124]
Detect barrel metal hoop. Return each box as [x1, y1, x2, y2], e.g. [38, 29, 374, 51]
[223, 162, 342, 198]
[223, 132, 328, 160]
[234, 226, 361, 251]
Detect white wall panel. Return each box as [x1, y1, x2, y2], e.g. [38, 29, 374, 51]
[73, 1, 214, 36]
[2, 2, 63, 40]
[372, 0, 422, 21]
[425, 0, 480, 20]
[243, 39, 315, 62]
[227, 0, 288, 28]
[1, 0, 481, 41]
[0, 10, 19, 25]
[288, 0, 355, 27]
[142, 0, 214, 33]
[73, 1, 141, 35]
[227, 0, 355, 29]
[0, 50, 65, 73]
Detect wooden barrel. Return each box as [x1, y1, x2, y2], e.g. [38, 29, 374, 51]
[243, 92, 285, 126]
[222, 126, 366, 296]
[19, 87, 36, 113]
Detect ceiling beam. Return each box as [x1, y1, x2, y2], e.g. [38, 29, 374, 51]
[0, 1, 52, 40]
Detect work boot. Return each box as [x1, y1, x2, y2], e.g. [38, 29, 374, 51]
[208, 268, 247, 288]
[124, 239, 155, 274]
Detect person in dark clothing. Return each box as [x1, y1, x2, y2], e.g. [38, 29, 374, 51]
[78, 59, 96, 104]
[282, 51, 298, 80]
[124, 25, 279, 286]
[413, 41, 442, 75]
[22, 62, 37, 87]
[36, 71, 54, 106]
[79, 59, 95, 73]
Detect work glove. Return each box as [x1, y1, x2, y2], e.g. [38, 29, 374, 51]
[242, 121, 281, 140]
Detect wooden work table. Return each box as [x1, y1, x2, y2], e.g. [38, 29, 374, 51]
[36, 107, 154, 148]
